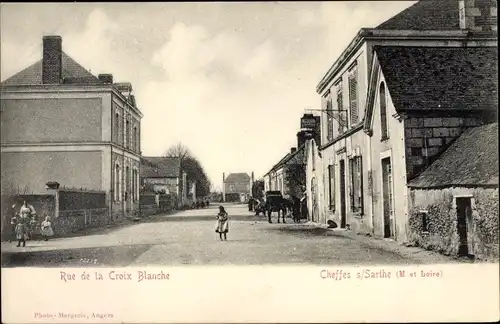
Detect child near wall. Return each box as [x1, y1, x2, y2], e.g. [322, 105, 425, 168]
[40, 216, 54, 241]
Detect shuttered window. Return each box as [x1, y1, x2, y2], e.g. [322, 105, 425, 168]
[326, 93, 334, 142]
[349, 156, 364, 215]
[336, 84, 346, 132]
[348, 67, 359, 126]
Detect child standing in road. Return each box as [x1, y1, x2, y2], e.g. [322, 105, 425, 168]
[15, 221, 26, 247]
[215, 206, 229, 241]
[40, 216, 54, 241]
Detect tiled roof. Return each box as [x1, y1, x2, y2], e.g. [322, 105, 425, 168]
[408, 123, 499, 188]
[375, 0, 460, 31]
[141, 157, 181, 178]
[224, 173, 251, 183]
[376, 46, 498, 112]
[1, 51, 99, 85]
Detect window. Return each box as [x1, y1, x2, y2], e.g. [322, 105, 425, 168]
[125, 120, 130, 149]
[380, 82, 389, 140]
[133, 126, 138, 152]
[328, 164, 335, 211]
[132, 169, 136, 202]
[325, 91, 334, 142]
[114, 164, 120, 201]
[348, 66, 359, 126]
[115, 113, 120, 144]
[349, 156, 363, 214]
[125, 166, 130, 201]
[336, 82, 346, 132]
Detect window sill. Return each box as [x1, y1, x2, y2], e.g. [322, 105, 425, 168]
[381, 136, 390, 142]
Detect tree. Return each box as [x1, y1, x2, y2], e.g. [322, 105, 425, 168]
[183, 156, 211, 197]
[165, 142, 191, 160]
[164, 142, 211, 198]
[251, 180, 265, 199]
[284, 163, 306, 198]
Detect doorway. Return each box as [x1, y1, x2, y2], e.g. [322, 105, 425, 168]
[382, 157, 394, 238]
[456, 197, 474, 257]
[339, 160, 346, 228]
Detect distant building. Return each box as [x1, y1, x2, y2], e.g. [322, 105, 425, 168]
[140, 156, 182, 197]
[223, 172, 253, 203]
[264, 145, 306, 199]
[0, 35, 143, 220]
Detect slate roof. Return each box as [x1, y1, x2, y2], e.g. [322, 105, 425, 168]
[224, 173, 251, 183]
[141, 157, 181, 179]
[408, 123, 499, 188]
[375, 0, 460, 31]
[1, 52, 100, 86]
[265, 145, 306, 176]
[376, 46, 498, 112]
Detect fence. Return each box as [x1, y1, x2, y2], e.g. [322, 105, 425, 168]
[54, 208, 109, 236]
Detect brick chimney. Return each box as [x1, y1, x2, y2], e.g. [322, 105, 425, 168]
[290, 147, 297, 154]
[42, 36, 63, 84]
[98, 74, 114, 84]
[459, 0, 497, 32]
[297, 131, 307, 148]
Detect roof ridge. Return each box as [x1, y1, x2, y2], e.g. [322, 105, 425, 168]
[61, 51, 99, 80]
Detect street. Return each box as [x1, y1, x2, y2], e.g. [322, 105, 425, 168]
[1, 203, 458, 267]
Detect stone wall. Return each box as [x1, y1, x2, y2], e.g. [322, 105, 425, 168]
[408, 187, 499, 261]
[404, 115, 483, 179]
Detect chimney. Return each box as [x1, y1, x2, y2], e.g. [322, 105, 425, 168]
[251, 172, 254, 183]
[98, 74, 114, 84]
[459, 0, 497, 32]
[290, 147, 297, 154]
[42, 36, 63, 84]
[223, 172, 225, 182]
[297, 131, 307, 148]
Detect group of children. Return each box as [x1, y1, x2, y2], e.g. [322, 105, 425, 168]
[11, 201, 54, 247]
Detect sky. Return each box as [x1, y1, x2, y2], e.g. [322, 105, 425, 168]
[1, 1, 415, 190]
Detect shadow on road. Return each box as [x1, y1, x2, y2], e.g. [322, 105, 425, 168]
[266, 224, 354, 240]
[1, 243, 154, 268]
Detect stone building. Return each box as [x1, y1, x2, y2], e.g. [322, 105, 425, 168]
[306, 0, 497, 242]
[222, 172, 253, 202]
[1, 35, 143, 220]
[407, 123, 498, 261]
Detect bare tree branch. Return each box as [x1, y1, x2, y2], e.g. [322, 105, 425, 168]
[164, 142, 191, 159]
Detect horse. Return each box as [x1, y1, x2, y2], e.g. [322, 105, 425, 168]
[266, 197, 291, 224]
